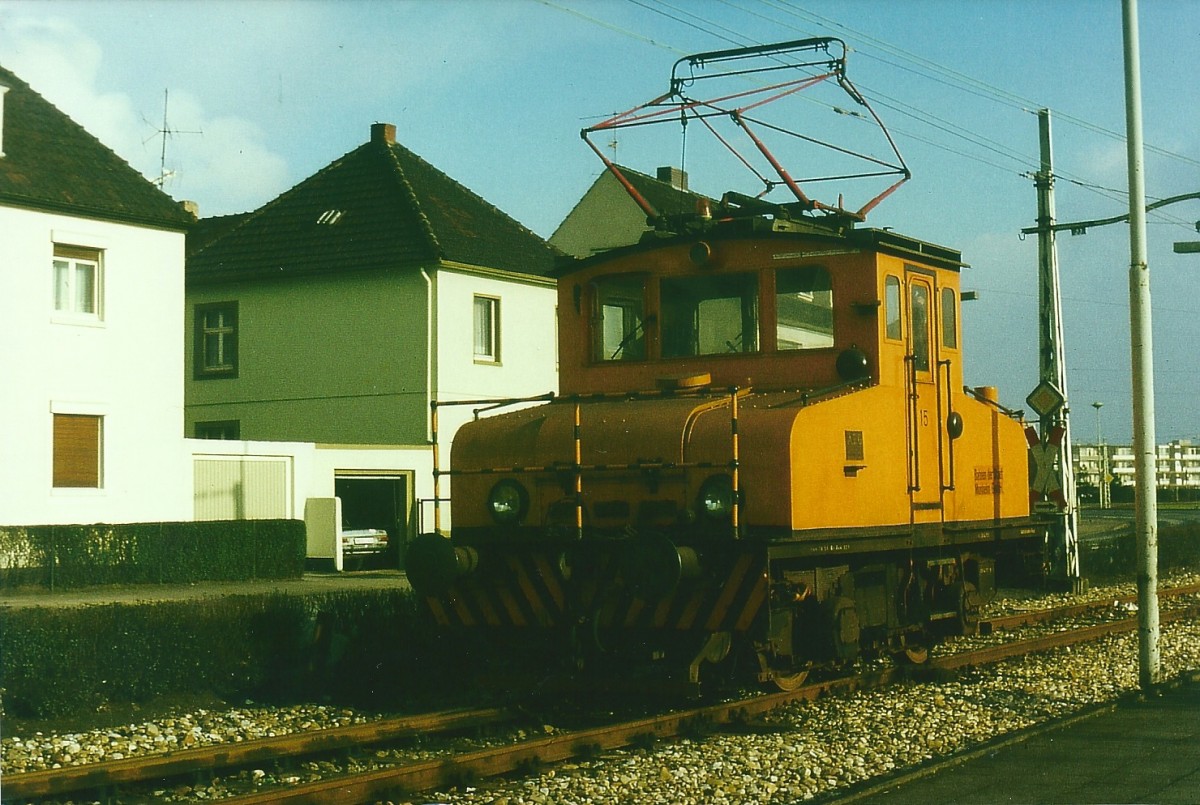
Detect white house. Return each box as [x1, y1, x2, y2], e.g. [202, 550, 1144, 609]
[0, 64, 195, 527]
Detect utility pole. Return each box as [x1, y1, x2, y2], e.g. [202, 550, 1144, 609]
[1029, 108, 1081, 588]
[1122, 0, 1160, 690]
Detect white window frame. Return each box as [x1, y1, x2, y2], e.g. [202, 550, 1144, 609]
[52, 244, 104, 322]
[473, 294, 500, 364]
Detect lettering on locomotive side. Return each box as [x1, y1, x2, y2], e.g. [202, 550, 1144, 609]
[974, 467, 1003, 495]
[844, 430, 864, 461]
[809, 543, 854, 554]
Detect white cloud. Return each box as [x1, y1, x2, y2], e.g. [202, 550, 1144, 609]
[1, 15, 138, 153]
[146, 89, 288, 215]
[0, 9, 287, 215]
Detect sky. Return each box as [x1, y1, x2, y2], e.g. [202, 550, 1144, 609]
[2, 0, 1198, 444]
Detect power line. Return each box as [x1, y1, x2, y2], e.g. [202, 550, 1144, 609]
[545, 0, 1199, 233]
[754, 0, 1200, 172]
[658, 0, 1199, 230]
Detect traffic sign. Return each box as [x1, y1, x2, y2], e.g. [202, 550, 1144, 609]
[1026, 381, 1065, 418]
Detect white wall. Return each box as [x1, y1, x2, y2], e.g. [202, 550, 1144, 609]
[434, 266, 558, 449]
[190, 439, 436, 556]
[0, 205, 191, 526]
[430, 267, 558, 531]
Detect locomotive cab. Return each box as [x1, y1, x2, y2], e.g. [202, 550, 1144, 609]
[559, 219, 881, 397]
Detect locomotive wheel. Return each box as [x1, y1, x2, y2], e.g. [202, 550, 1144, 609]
[893, 629, 930, 665]
[767, 666, 811, 691]
[756, 650, 811, 691]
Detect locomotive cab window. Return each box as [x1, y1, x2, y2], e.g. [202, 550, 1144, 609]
[592, 274, 647, 361]
[776, 266, 833, 350]
[884, 276, 902, 341]
[909, 281, 932, 373]
[661, 272, 758, 357]
[941, 287, 958, 349]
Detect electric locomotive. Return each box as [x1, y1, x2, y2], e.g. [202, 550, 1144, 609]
[407, 39, 1043, 690]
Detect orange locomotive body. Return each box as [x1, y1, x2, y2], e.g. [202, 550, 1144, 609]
[409, 215, 1042, 688]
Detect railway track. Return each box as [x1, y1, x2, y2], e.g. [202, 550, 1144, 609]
[980, 579, 1200, 633]
[7, 583, 1200, 804]
[1, 706, 512, 801]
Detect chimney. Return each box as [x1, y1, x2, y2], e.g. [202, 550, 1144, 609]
[371, 122, 396, 145]
[0, 83, 9, 158]
[657, 165, 687, 191]
[181, 200, 199, 219]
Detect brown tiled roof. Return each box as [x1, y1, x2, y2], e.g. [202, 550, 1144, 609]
[187, 212, 252, 257]
[619, 165, 710, 218]
[187, 124, 560, 284]
[0, 64, 193, 230]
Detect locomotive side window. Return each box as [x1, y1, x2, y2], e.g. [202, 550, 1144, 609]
[884, 276, 902, 341]
[661, 272, 758, 357]
[776, 266, 833, 350]
[592, 275, 646, 361]
[941, 287, 958, 349]
[909, 282, 931, 372]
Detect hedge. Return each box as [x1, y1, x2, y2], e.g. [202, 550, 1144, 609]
[0, 589, 427, 720]
[0, 520, 306, 591]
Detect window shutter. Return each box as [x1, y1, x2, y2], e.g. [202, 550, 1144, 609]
[53, 244, 101, 261]
[53, 414, 101, 487]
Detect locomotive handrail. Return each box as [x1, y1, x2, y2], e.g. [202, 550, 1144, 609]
[430, 393, 556, 533]
[431, 391, 558, 413]
[428, 386, 745, 540]
[434, 459, 737, 478]
[730, 386, 741, 536]
[761, 377, 872, 409]
[905, 353, 920, 493]
[962, 385, 1026, 420]
[939, 358, 957, 493]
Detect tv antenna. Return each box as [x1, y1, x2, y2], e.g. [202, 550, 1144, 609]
[144, 89, 202, 187]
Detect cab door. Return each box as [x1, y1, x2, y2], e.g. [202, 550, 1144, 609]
[904, 269, 943, 522]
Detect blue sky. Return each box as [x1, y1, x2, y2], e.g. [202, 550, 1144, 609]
[2, 0, 1198, 443]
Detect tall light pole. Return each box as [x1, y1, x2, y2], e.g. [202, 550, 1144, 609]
[1092, 401, 1110, 510]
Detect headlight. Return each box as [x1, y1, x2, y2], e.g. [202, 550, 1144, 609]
[698, 474, 735, 520]
[487, 479, 528, 524]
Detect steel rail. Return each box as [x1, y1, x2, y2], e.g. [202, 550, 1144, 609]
[938, 601, 1200, 671]
[981, 581, 1200, 633]
[216, 671, 909, 805]
[220, 596, 1200, 804]
[1, 706, 511, 800]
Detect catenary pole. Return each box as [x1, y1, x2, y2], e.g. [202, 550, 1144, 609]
[1122, 0, 1160, 689]
[1034, 109, 1080, 585]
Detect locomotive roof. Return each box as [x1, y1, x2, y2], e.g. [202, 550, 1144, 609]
[555, 216, 965, 276]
